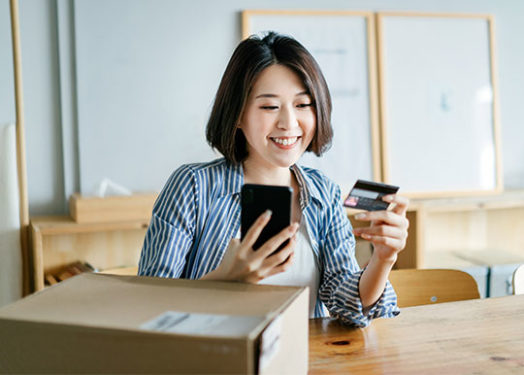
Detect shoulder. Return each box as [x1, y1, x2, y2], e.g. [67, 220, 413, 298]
[166, 158, 231, 185]
[155, 158, 234, 214]
[162, 157, 240, 200]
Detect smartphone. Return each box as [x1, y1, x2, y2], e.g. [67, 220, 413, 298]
[241, 184, 292, 251]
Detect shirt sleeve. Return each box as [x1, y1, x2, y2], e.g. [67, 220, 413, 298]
[138, 164, 197, 278]
[318, 182, 399, 328]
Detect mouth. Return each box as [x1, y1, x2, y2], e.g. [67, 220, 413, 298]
[270, 136, 301, 148]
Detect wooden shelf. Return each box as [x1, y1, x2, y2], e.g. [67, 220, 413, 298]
[347, 191, 524, 270]
[409, 189, 524, 212]
[31, 216, 149, 235]
[399, 191, 524, 269]
[30, 216, 149, 292]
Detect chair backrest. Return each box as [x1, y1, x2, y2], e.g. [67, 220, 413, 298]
[513, 265, 524, 295]
[98, 266, 138, 276]
[389, 269, 480, 308]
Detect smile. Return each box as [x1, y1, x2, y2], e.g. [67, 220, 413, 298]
[270, 137, 300, 146]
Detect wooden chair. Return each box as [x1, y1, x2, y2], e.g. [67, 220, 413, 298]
[389, 269, 480, 308]
[513, 265, 524, 295]
[98, 266, 138, 276]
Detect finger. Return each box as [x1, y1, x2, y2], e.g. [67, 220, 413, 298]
[254, 222, 299, 260]
[354, 225, 404, 240]
[242, 210, 272, 250]
[382, 194, 409, 216]
[364, 234, 405, 250]
[265, 251, 295, 278]
[263, 235, 296, 269]
[248, 242, 295, 283]
[354, 210, 406, 227]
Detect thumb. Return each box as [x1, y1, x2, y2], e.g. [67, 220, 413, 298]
[227, 238, 240, 251]
[225, 238, 241, 257]
[230, 238, 240, 245]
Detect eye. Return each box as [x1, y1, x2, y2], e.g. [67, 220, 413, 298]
[260, 106, 279, 110]
[296, 103, 313, 108]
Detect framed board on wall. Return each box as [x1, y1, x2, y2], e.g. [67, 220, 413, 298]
[242, 10, 381, 194]
[376, 13, 502, 198]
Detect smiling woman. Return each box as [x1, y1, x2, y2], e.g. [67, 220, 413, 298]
[138, 32, 409, 327]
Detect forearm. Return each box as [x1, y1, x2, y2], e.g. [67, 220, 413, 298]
[359, 253, 396, 308]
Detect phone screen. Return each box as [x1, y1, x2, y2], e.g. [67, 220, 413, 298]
[241, 184, 292, 251]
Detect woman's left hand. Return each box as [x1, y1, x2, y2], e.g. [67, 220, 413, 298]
[352, 194, 410, 264]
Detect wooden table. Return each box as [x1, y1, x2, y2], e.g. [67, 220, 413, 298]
[309, 295, 524, 374]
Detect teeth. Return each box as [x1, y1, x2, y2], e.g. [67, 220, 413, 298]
[272, 137, 298, 146]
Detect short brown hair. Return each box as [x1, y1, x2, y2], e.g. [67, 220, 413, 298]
[206, 32, 333, 164]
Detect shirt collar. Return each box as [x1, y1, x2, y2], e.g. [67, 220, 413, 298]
[291, 164, 325, 209]
[223, 160, 244, 197]
[224, 160, 324, 209]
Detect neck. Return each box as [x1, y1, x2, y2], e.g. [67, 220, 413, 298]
[242, 159, 293, 186]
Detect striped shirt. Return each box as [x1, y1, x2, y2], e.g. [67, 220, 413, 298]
[138, 158, 399, 327]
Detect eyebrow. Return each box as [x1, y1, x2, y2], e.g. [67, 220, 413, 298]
[255, 91, 310, 99]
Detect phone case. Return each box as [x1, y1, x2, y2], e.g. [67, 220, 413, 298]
[241, 184, 292, 251]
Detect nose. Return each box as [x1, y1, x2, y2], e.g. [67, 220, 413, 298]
[277, 104, 299, 130]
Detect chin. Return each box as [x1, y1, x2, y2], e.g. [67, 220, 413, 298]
[271, 156, 300, 168]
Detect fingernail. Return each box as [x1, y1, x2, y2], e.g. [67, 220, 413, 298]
[382, 195, 393, 202]
[355, 213, 366, 220]
[361, 233, 371, 239]
[264, 210, 272, 218]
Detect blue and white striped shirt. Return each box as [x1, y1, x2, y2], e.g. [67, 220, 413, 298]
[138, 158, 399, 327]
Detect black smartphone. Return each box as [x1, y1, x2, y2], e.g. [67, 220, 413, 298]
[241, 184, 292, 251]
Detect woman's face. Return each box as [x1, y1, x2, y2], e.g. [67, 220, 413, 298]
[239, 64, 316, 170]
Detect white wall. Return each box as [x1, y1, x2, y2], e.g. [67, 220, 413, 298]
[0, 0, 15, 124]
[2, 0, 64, 214]
[2, 0, 524, 215]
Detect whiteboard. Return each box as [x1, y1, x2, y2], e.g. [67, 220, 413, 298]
[244, 11, 380, 193]
[74, 1, 225, 195]
[378, 14, 502, 197]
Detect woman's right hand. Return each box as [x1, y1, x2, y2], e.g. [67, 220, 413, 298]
[201, 210, 298, 283]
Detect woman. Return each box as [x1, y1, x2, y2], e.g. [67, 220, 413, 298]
[138, 32, 409, 327]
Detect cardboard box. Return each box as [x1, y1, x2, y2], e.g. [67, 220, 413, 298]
[69, 193, 157, 223]
[0, 273, 308, 374]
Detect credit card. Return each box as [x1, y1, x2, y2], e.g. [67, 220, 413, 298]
[344, 179, 399, 211]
